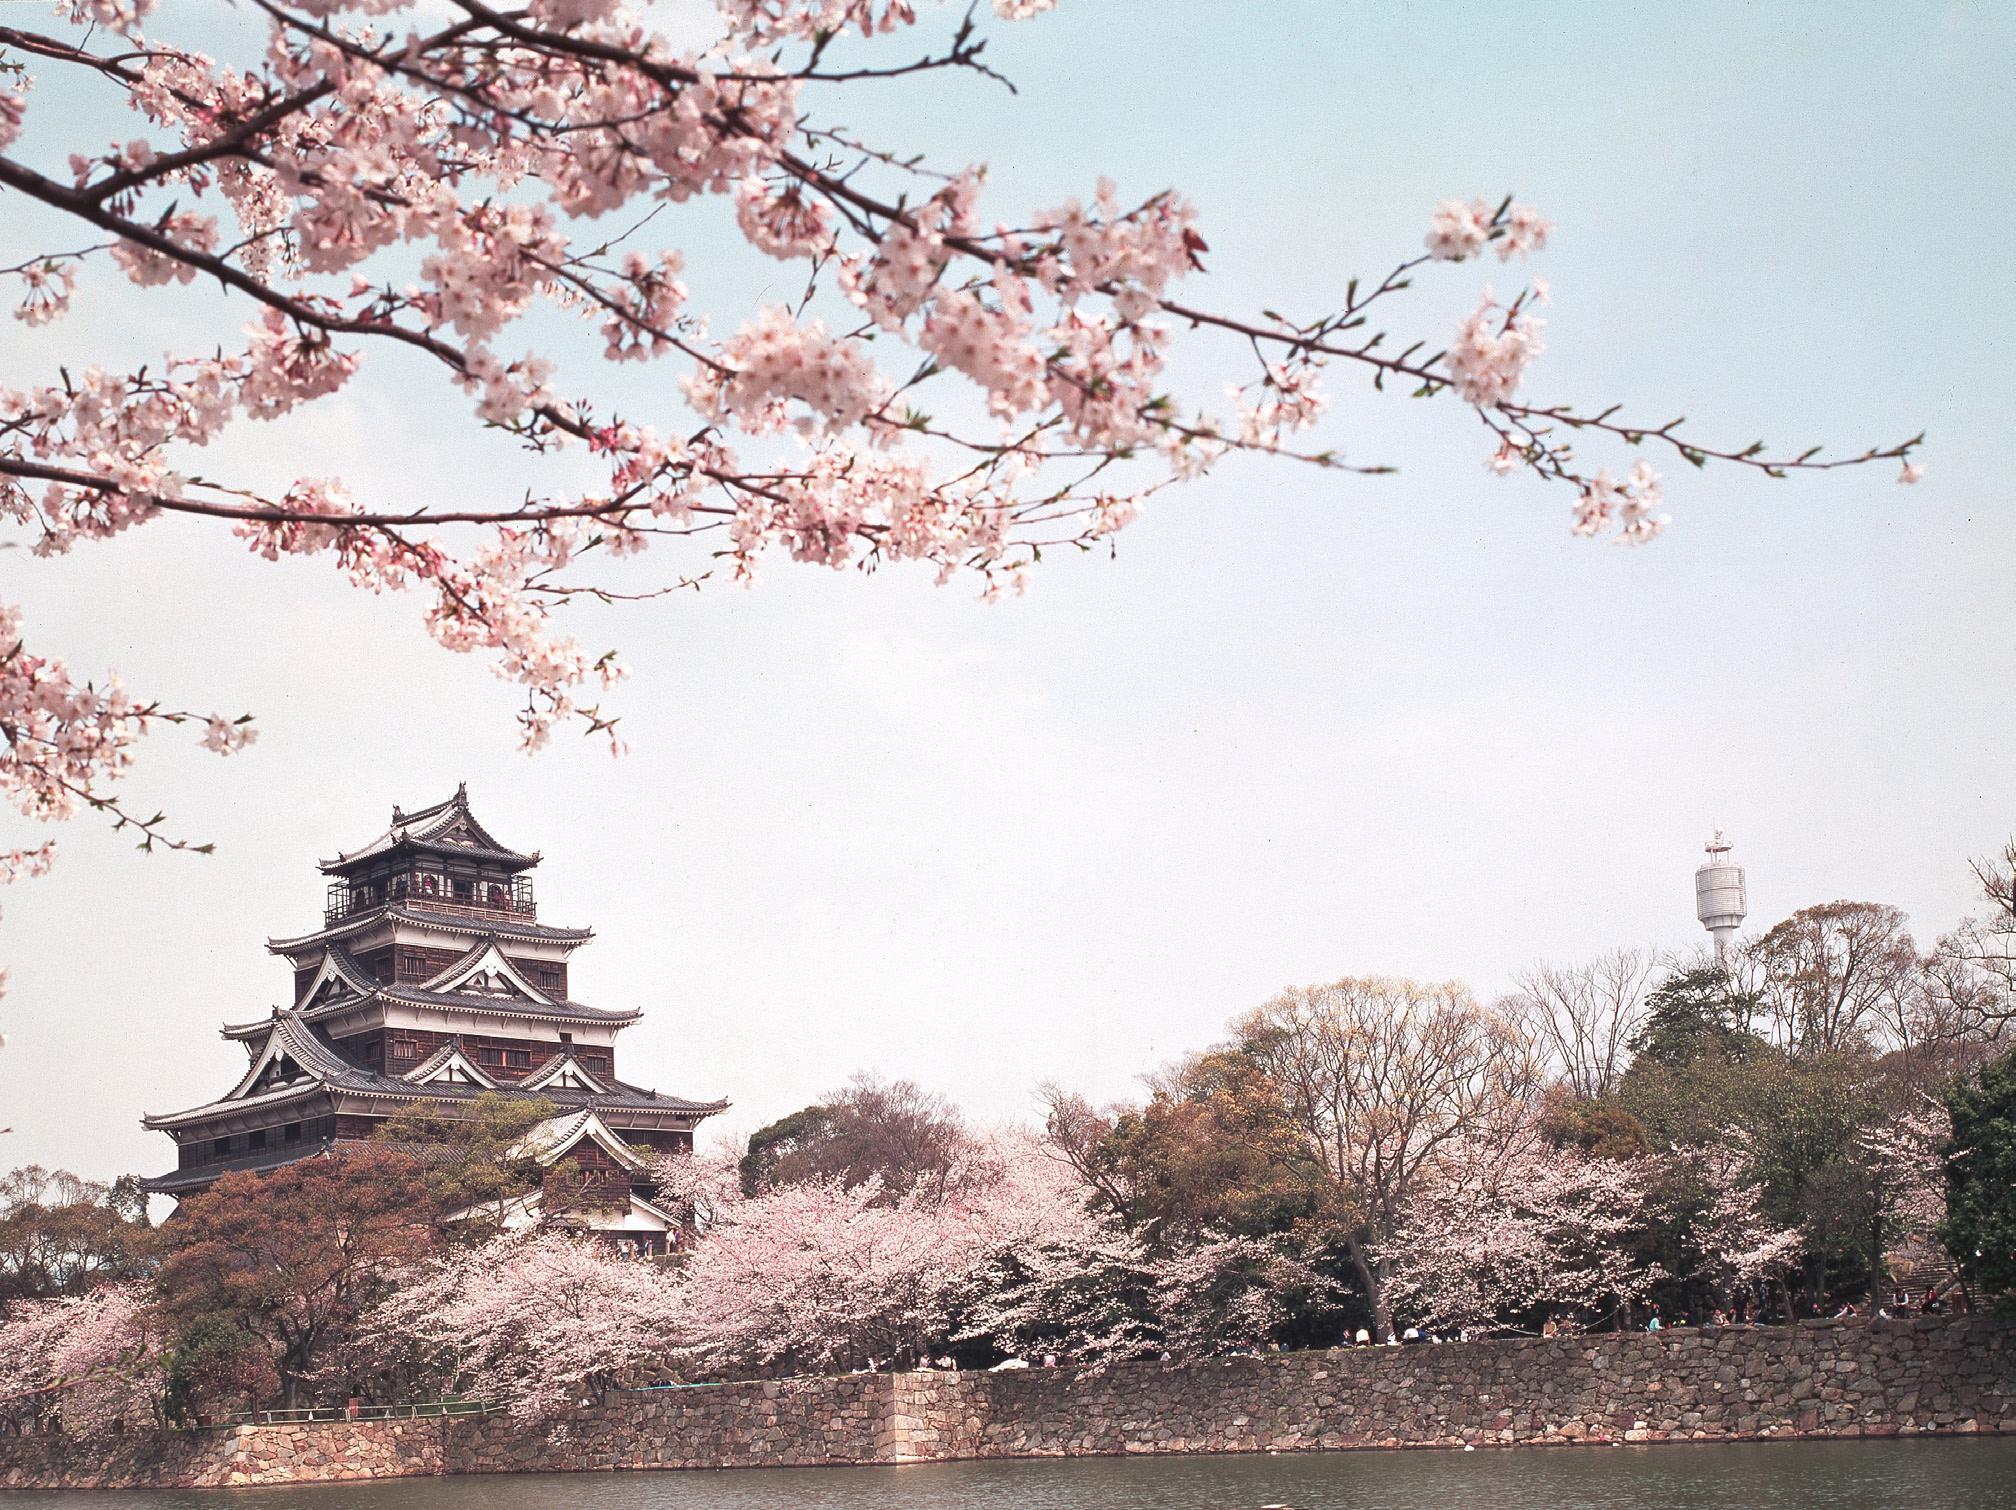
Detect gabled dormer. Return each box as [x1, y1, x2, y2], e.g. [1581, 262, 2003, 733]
[513, 1108, 649, 1173]
[220, 1014, 354, 1102]
[400, 1038, 499, 1089]
[291, 946, 379, 1011]
[520, 1051, 608, 1096]
[421, 941, 558, 1005]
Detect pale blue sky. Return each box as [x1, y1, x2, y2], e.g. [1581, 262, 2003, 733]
[0, 1, 2009, 1181]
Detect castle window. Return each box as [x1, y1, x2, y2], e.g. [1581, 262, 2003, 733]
[248, 1129, 267, 1150]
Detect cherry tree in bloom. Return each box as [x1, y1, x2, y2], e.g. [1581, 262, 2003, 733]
[945, 1129, 1338, 1363]
[940, 1128, 1162, 1366]
[1855, 1097, 1951, 1244]
[0, 1, 1921, 975]
[667, 1171, 970, 1374]
[1674, 1133, 1803, 1306]
[1144, 1231, 1338, 1359]
[662, 1127, 1195, 1371]
[1377, 1132, 1662, 1336]
[948, 1216, 1158, 1367]
[0, 1282, 163, 1438]
[366, 1230, 681, 1425]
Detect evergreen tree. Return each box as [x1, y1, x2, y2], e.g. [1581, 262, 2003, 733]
[1941, 1048, 2016, 1307]
[1628, 966, 1764, 1068]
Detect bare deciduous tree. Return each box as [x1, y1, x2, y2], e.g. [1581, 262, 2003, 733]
[1506, 947, 1657, 1099]
[1747, 902, 1918, 1056]
[1036, 1084, 1139, 1226]
[1923, 840, 2016, 1035]
[1232, 976, 1540, 1340]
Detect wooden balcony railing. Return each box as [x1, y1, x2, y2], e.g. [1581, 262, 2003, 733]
[326, 871, 536, 923]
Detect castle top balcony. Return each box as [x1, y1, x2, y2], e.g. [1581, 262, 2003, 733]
[325, 869, 536, 924]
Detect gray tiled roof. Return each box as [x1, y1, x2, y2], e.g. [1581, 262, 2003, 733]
[295, 981, 641, 1028]
[143, 1013, 724, 1133]
[319, 787, 539, 873]
[141, 1142, 352, 1195]
[268, 903, 593, 952]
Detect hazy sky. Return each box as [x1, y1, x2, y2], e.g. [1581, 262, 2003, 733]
[0, 1, 2010, 1184]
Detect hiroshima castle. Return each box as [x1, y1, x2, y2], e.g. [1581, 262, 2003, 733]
[141, 787, 727, 1252]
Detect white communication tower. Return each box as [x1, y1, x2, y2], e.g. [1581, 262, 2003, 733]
[1693, 829, 1747, 965]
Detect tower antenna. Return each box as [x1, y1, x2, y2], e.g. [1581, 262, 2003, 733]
[1694, 828, 1748, 966]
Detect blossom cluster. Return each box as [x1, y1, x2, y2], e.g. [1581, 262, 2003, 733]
[1571, 460, 1670, 545]
[1425, 198, 1552, 263]
[1446, 289, 1544, 409]
[0, 1284, 162, 1440]
[0, 598, 257, 996]
[354, 1127, 1268, 1420]
[371, 1230, 682, 1424]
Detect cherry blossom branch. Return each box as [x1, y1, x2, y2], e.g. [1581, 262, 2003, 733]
[0, 0, 1920, 954]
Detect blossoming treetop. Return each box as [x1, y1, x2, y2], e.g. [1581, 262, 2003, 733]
[0, 1, 1919, 912]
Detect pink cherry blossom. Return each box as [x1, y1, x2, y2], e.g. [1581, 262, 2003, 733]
[1446, 288, 1544, 408]
[198, 717, 259, 755]
[1571, 461, 1668, 545]
[0, 1283, 162, 1439]
[1497, 202, 1554, 261]
[0, 0, 1923, 928]
[1379, 1129, 1663, 1335]
[108, 212, 221, 289]
[0, 598, 256, 987]
[1615, 460, 1669, 545]
[1425, 198, 1492, 262]
[1678, 1133, 1802, 1298]
[736, 177, 838, 261]
[12, 261, 78, 327]
[368, 1232, 681, 1424]
[1856, 1098, 1950, 1238]
[0, 86, 26, 154]
[686, 306, 894, 436]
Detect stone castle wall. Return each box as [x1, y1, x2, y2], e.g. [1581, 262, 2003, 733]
[887, 1316, 2014, 1459]
[4, 1317, 2011, 1490]
[0, 1417, 442, 1490]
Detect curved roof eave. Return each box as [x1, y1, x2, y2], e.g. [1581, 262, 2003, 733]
[318, 788, 539, 873]
[268, 904, 593, 953]
[142, 1078, 332, 1129]
[297, 985, 641, 1028]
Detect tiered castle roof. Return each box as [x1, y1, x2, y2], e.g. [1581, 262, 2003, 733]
[141, 786, 726, 1198]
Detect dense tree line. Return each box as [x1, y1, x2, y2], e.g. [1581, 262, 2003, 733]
[3, 846, 2013, 1436]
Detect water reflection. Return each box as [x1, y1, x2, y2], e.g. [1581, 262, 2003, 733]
[6, 1438, 2012, 1510]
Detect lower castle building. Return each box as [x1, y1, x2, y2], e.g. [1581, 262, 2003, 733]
[141, 787, 727, 1254]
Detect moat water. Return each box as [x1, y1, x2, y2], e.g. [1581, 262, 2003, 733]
[4, 1438, 2012, 1509]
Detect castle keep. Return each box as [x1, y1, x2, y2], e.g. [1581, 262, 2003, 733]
[142, 787, 726, 1250]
